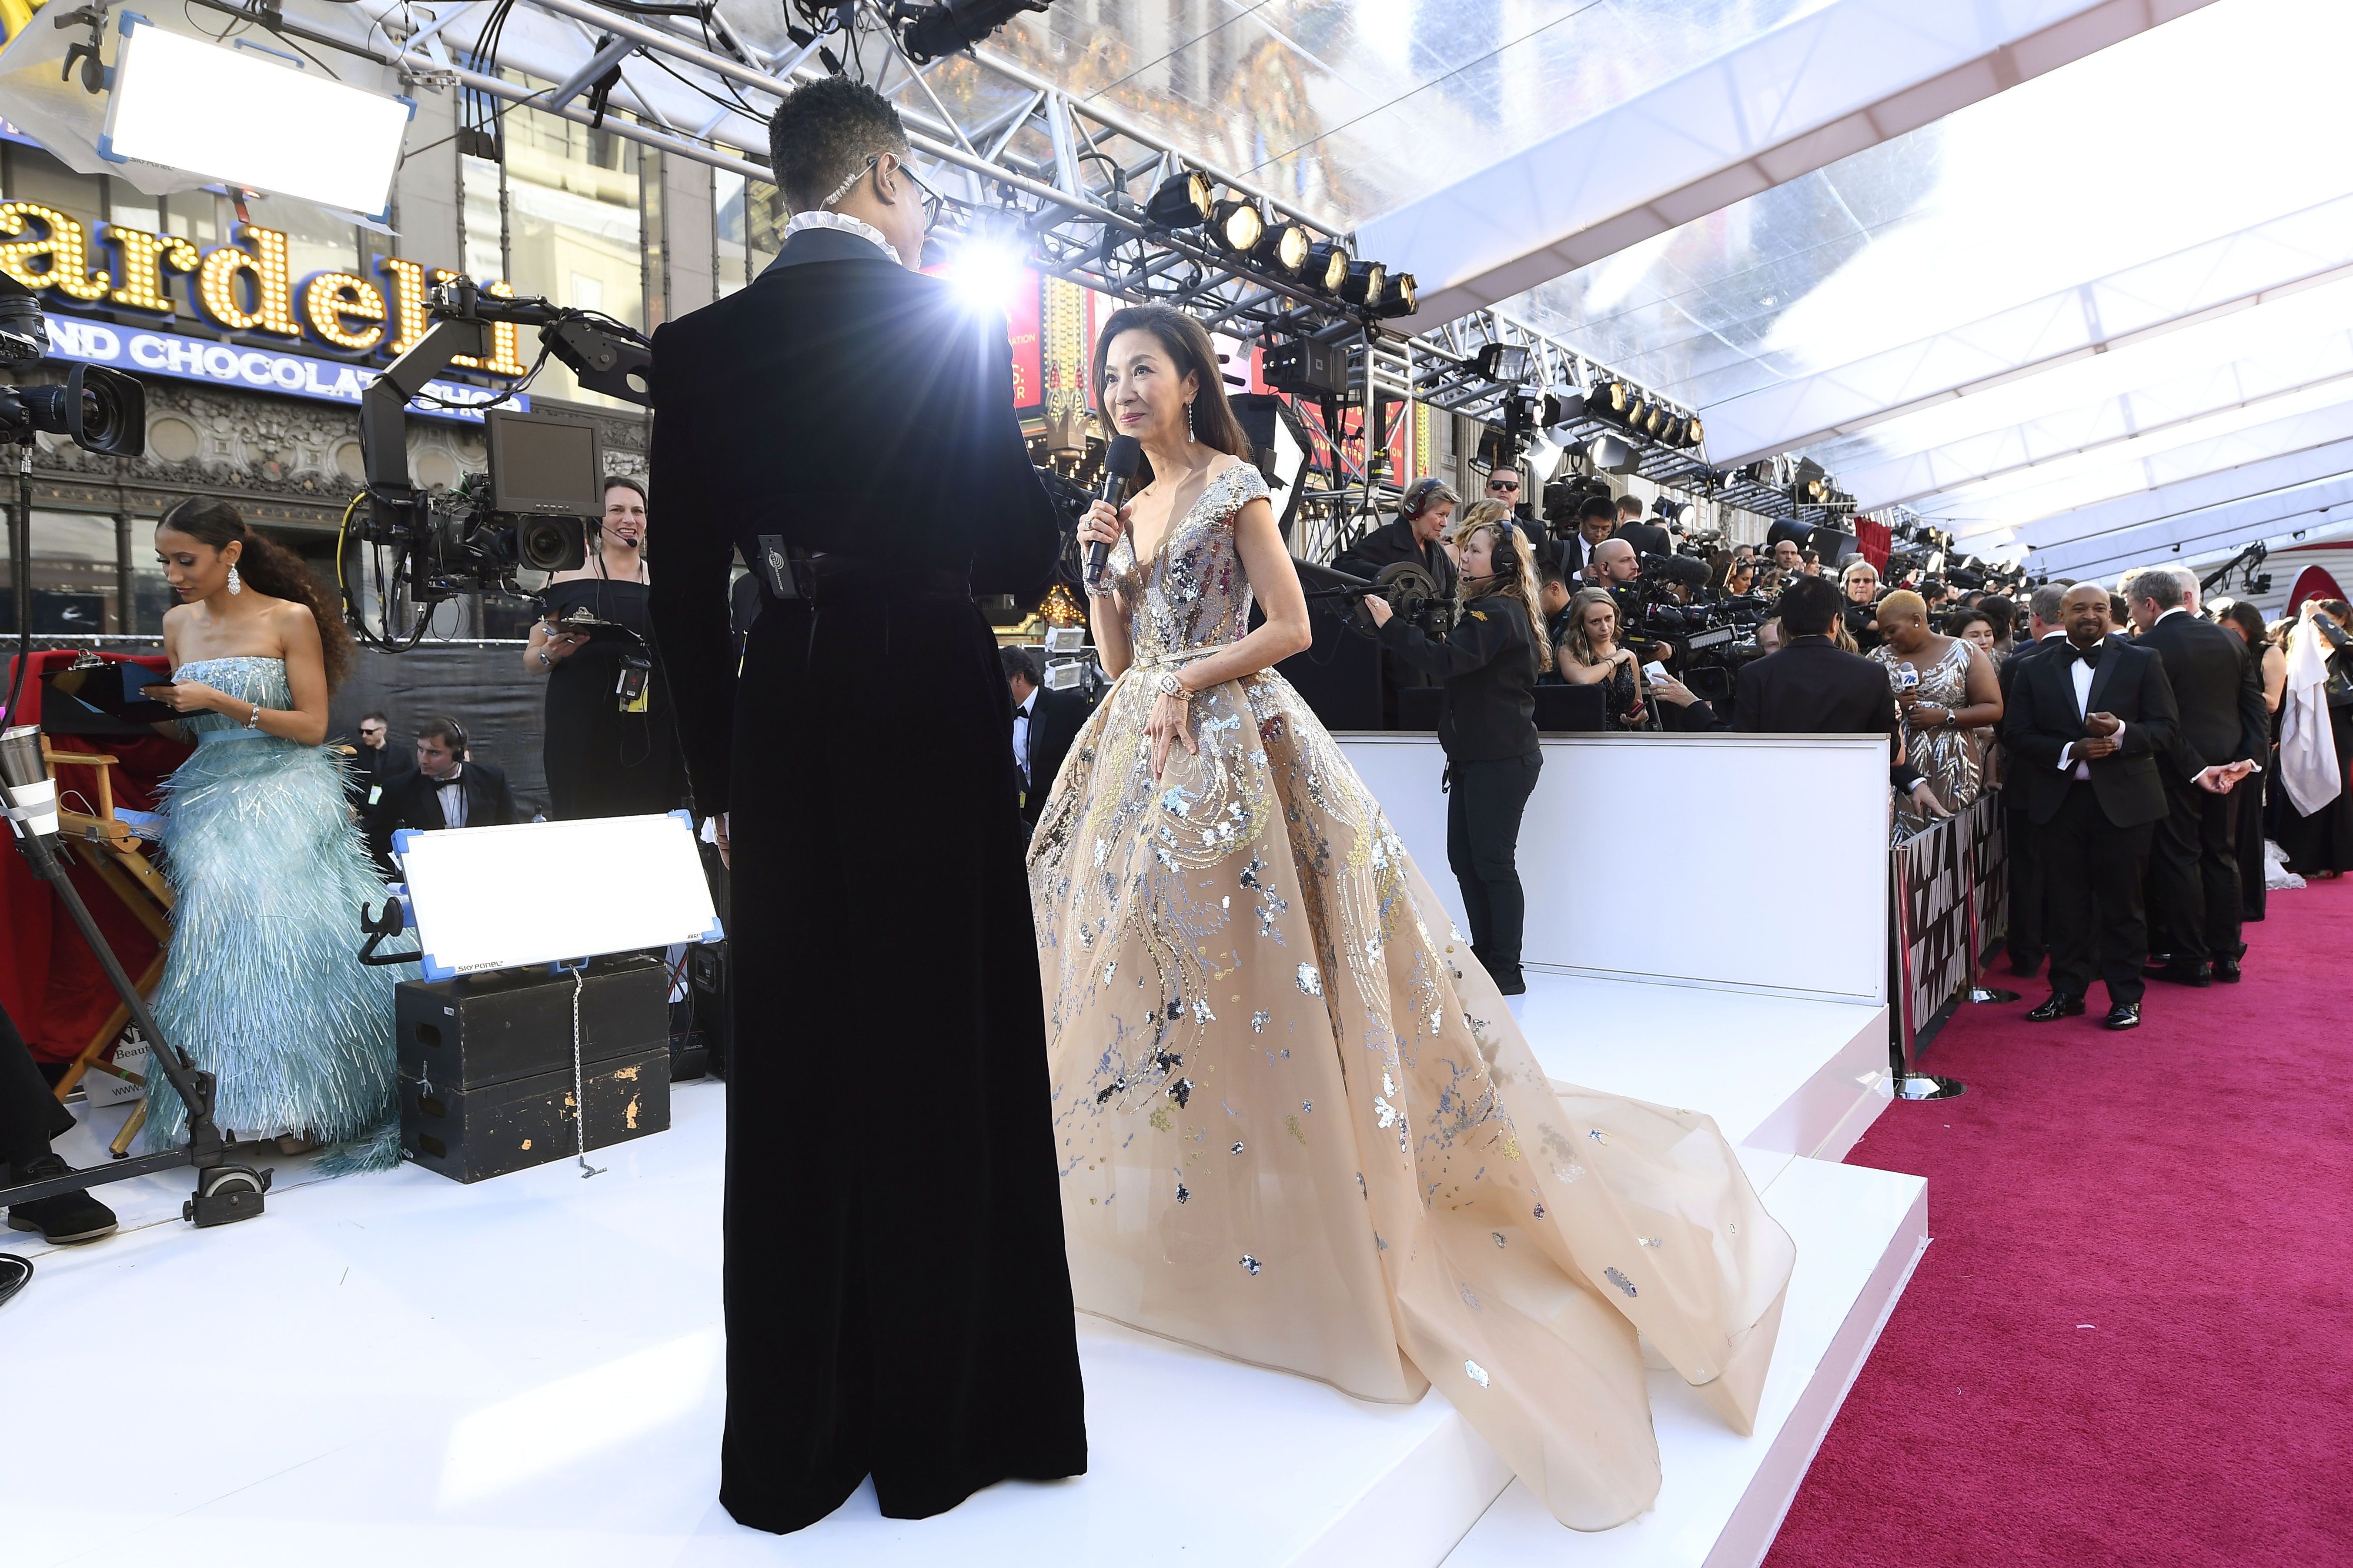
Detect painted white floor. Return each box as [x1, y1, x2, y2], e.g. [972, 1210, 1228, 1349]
[3, 1063, 1923, 1568]
[1508, 974, 1892, 1161]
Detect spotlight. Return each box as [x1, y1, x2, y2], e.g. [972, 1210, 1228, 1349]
[1262, 336, 1349, 398]
[1587, 433, 1638, 474]
[895, 0, 1054, 66]
[1537, 384, 1586, 437]
[1660, 414, 1688, 446]
[1591, 380, 1635, 425]
[1210, 198, 1264, 254]
[1146, 170, 1214, 228]
[1374, 273, 1418, 318]
[1338, 260, 1387, 308]
[1474, 343, 1531, 383]
[1685, 416, 1705, 449]
[1303, 241, 1350, 294]
[1654, 497, 1693, 528]
[1253, 222, 1310, 275]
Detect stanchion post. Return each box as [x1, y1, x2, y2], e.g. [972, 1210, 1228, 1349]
[1894, 815, 1964, 1102]
[1959, 797, 2019, 1004]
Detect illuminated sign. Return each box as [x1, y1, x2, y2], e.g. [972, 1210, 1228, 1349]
[0, 201, 527, 376]
[39, 314, 525, 424]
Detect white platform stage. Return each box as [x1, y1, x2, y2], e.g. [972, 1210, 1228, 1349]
[3, 1083, 1922, 1568]
[3, 734, 1923, 1568]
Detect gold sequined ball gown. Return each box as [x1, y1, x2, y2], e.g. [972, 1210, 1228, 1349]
[1026, 463, 1797, 1530]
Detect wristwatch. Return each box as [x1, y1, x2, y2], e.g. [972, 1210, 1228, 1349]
[538, 647, 554, 668]
[1156, 672, 1190, 701]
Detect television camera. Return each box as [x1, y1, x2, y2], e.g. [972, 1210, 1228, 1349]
[347, 277, 651, 649]
[1624, 548, 1768, 703]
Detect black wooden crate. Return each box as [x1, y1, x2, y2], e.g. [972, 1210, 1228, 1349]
[395, 957, 673, 1183]
[400, 1043, 670, 1184]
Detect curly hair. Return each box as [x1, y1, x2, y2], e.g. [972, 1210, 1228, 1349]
[766, 74, 910, 214]
[156, 497, 355, 691]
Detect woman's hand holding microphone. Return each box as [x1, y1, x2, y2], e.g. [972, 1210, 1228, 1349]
[1078, 501, 1130, 597]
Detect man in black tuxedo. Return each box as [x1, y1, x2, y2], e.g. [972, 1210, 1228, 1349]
[2128, 567, 2267, 984]
[372, 716, 518, 865]
[645, 77, 1084, 1533]
[1557, 495, 1617, 581]
[345, 711, 415, 819]
[2002, 584, 2179, 1029]
[1733, 575, 1942, 813]
[1998, 584, 2072, 975]
[1003, 644, 1087, 832]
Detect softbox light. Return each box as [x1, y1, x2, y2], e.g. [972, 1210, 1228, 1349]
[100, 18, 413, 217]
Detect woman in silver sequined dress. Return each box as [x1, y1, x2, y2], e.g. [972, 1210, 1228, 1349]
[1869, 588, 2005, 842]
[1028, 307, 1795, 1532]
[140, 500, 408, 1169]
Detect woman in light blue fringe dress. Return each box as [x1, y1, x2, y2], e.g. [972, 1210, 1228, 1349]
[140, 499, 409, 1172]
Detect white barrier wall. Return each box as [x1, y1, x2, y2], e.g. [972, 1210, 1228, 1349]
[1337, 733, 1890, 1004]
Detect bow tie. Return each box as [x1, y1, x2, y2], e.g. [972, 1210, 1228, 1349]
[436, 775, 464, 789]
[2067, 641, 2104, 668]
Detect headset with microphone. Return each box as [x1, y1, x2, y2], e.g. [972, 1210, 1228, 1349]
[1398, 476, 1449, 521]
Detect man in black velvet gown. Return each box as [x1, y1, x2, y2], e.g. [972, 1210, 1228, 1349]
[647, 77, 1084, 1533]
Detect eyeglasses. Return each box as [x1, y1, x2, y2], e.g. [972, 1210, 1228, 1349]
[823, 153, 945, 234]
[1487, 476, 1520, 492]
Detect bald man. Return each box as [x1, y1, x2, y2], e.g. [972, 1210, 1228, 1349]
[2001, 583, 2179, 1031]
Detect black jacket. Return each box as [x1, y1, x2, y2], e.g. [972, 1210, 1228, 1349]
[1334, 517, 1458, 601]
[374, 760, 520, 864]
[2001, 636, 2177, 827]
[1016, 685, 1089, 825]
[647, 226, 1060, 816]
[2135, 610, 2266, 778]
[1377, 594, 1540, 761]
[345, 741, 414, 816]
[1731, 635, 1919, 792]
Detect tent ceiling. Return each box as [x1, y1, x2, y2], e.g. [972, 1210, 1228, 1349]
[1484, 0, 2353, 568]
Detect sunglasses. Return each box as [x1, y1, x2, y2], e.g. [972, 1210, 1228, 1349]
[823, 153, 945, 234]
[1487, 477, 1520, 491]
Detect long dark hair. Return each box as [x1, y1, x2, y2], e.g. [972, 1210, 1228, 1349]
[1091, 305, 1250, 492]
[157, 497, 356, 691]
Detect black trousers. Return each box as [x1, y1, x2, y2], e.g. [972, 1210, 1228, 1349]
[0, 1003, 74, 1173]
[2237, 768, 2268, 922]
[2149, 765, 2243, 966]
[2005, 802, 2045, 964]
[2043, 782, 2156, 1005]
[1447, 751, 1541, 991]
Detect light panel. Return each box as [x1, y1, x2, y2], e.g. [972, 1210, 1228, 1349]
[100, 20, 412, 217]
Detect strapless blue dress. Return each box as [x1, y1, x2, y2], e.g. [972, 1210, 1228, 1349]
[142, 657, 411, 1170]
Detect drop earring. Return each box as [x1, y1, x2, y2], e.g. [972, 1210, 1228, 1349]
[1186, 400, 1197, 444]
[227, 563, 242, 595]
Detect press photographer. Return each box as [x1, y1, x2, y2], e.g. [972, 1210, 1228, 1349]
[1360, 502, 1548, 994]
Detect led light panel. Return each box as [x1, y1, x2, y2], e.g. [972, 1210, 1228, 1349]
[100, 18, 412, 217]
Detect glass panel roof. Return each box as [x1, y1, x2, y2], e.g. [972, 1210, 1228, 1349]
[1501, 0, 2353, 476]
[894, 0, 1838, 228]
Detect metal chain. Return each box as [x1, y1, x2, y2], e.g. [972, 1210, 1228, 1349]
[572, 967, 603, 1179]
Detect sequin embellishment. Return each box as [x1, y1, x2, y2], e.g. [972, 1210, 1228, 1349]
[1296, 963, 1322, 997]
[1464, 1360, 1490, 1388]
[1604, 1267, 1638, 1298]
[1250, 1010, 1269, 1033]
[1240, 1254, 1262, 1275]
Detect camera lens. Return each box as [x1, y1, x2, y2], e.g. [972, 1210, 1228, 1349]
[516, 516, 586, 574]
[68, 365, 144, 456]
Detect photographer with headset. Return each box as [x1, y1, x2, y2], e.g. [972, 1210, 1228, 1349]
[1360, 500, 1550, 995]
[1336, 477, 1463, 714]
[370, 716, 521, 869]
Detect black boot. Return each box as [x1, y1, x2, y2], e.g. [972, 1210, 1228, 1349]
[4, 1154, 119, 1245]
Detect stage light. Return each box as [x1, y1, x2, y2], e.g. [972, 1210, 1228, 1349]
[1302, 241, 1350, 294]
[1373, 273, 1417, 318]
[1210, 199, 1263, 255]
[1338, 259, 1386, 308]
[1591, 380, 1634, 424]
[1660, 414, 1688, 447]
[1253, 222, 1310, 275]
[100, 19, 413, 216]
[1684, 417, 1704, 449]
[1474, 343, 1531, 384]
[1587, 434, 1638, 474]
[1537, 384, 1586, 438]
[949, 239, 1027, 313]
[896, 0, 1055, 66]
[1146, 170, 1213, 229]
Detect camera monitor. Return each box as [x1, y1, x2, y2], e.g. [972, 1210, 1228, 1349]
[487, 409, 604, 517]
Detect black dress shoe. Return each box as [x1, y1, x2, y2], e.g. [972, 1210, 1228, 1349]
[2153, 960, 2211, 988]
[2103, 1002, 2142, 1030]
[2213, 957, 2242, 983]
[3, 1154, 119, 1245]
[2025, 994, 2086, 1022]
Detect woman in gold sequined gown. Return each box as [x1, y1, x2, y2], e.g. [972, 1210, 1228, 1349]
[1026, 307, 1795, 1531]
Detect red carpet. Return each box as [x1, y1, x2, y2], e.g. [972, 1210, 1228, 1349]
[1765, 878, 2353, 1567]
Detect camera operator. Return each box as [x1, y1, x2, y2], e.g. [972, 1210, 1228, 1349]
[1839, 558, 1884, 653]
[1335, 477, 1461, 708]
[1360, 503, 1548, 995]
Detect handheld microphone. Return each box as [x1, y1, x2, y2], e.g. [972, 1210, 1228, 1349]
[1086, 434, 1145, 588]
